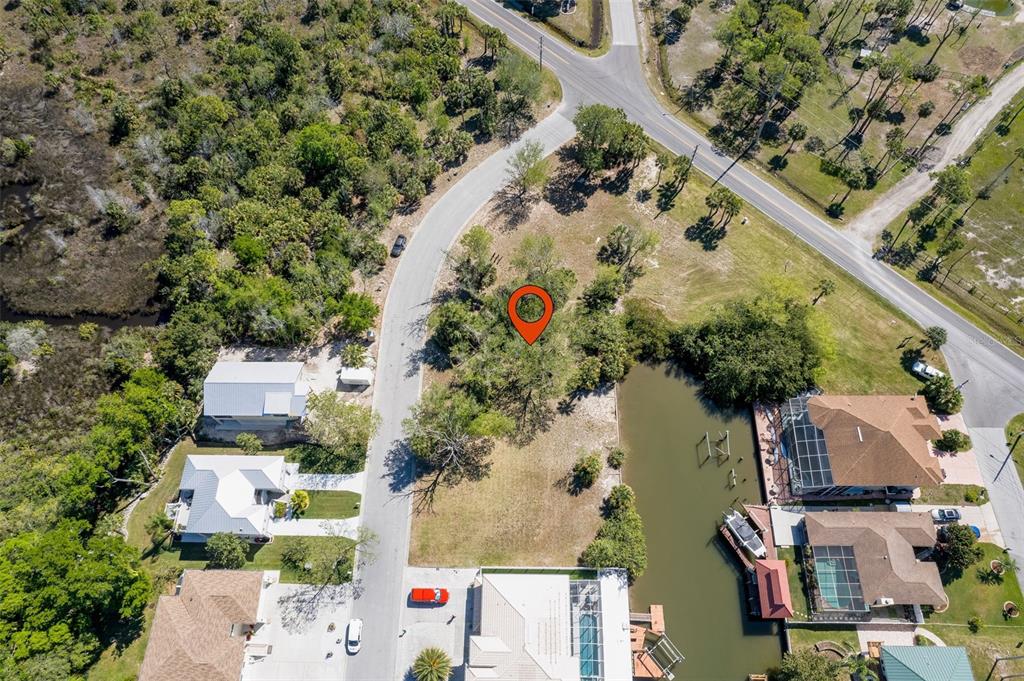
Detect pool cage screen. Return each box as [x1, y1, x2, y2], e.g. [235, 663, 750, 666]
[570, 580, 604, 681]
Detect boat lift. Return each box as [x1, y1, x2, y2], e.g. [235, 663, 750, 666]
[701, 430, 732, 465]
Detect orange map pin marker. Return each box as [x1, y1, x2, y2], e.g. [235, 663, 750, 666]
[507, 284, 553, 345]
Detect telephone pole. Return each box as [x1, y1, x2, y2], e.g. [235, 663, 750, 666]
[539, 35, 544, 71]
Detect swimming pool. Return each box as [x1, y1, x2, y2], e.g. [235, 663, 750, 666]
[578, 612, 601, 680]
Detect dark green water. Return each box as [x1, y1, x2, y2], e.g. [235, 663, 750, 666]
[966, 0, 1015, 15]
[620, 364, 782, 681]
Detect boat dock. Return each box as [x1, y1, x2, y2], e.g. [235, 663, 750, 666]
[719, 523, 755, 571]
[630, 605, 684, 680]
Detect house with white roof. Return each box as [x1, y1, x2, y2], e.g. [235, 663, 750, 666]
[169, 455, 296, 542]
[465, 569, 633, 681]
[204, 361, 309, 430]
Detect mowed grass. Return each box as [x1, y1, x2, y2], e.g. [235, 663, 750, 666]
[488, 154, 943, 394]
[410, 393, 617, 567]
[925, 624, 1024, 678]
[916, 484, 988, 506]
[777, 547, 813, 622]
[926, 543, 1024, 627]
[786, 624, 860, 654]
[302, 491, 361, 519]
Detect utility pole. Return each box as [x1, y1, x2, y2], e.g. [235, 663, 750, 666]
[539, 35, 544, 71]
[939, 246, 975, 288]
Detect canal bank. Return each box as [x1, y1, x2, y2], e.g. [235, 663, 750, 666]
[619, 364, 783, 680]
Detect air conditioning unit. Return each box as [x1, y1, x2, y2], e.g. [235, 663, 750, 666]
[875, 597, 895, 606]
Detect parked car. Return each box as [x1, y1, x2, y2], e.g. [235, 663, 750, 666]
[931, 508, 962, 523]
[911, 360, 945, 380]
[346, 618, 363, 654]
[410, 587, 450, 605]
[391, 234, 407, 257]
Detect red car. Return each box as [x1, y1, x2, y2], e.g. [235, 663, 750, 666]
[410, 587, 449, 605]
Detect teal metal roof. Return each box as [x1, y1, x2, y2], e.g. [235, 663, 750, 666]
[881, 646, 974, 681]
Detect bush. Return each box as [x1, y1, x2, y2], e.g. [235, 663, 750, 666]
[935, 429, 971, 453]
[623, 298, 672, 362]
[77, 323, 99, 341]
[581, 501, 647, 582]
[938, 523, 984, 572]
[571, 453, 603, 492]
[235, 432, 263, 454]
[604, 484, 635, 515]
[206, 532, 248, 569]
[921, 375, 963, 414]
[335, 292, 379, 337]
[967, 616, 982, 633]
[607, 447, 626, 469]
[291, 489, 310, 513]
[964, 487, 983, 504]
[274, 501, 287, 519]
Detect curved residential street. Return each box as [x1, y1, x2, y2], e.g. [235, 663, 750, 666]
[347, 2, 1024, 679]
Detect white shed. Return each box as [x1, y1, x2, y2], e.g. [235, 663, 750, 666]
[339, 366, 374, 386]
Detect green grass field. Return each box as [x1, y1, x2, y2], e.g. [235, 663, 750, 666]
[302, 491, 361, 519]
[777, 547, 813, 622]
[917, 484, 988, 506]
[786, 624, 860, 654]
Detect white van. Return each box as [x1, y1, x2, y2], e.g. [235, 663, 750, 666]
[346, 618, 363, 654]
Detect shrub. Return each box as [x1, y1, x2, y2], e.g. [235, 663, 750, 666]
[274, 501, 287, 519]
[206, 533, 248, 569]
[935, 429, 971, 453]
[291, 490, 310, 513]
[964, 487, 983, 504]
[604, 484, 636, 515]
[581, 501, 647, 582]
[571, 453, 603, 492]
[341, 343, 367, 368]
[607, 447, 626, 469]
[235, 432, 263, 455]
[281, 537, 311, 569]
[77, 323, 99, 341]
[921, 375, 963, 414]
[967, 616, 982, 633]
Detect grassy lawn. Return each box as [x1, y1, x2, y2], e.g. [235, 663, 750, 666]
[916, 484, 988, 506]
[483, 153, 943, 395]
[778, 547, 813, 622]
[786, 624, 860, 654]
[302, 491, 361, 519]
[924, 624, 1024, 678]
[926, 543, 1024, 627]
[410, 392, 616, 567]
[502, 0, 609, 52]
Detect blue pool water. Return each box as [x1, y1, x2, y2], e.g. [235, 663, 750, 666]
[578, 613, 600, 678]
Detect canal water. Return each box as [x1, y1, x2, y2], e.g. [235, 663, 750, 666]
[619, 364, 783, 681]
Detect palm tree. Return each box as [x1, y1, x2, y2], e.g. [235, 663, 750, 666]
[291, 489, 310, 513]
[412, 647, 452, 681]
[845, 653, 879, 681]
[146, 511, 174, 548]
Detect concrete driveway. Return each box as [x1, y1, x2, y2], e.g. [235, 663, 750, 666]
[395, 567, 479, 679]
[295, 472, 366, 493]
[270, 517, 360, 538]
[912, 502, 1004, 547]
[243, 580, 356, 681]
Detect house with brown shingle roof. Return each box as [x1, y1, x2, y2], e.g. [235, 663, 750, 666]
[139, 570, 267, 681]
[779, 394, 942, 496]
[802, 511, 947, 618]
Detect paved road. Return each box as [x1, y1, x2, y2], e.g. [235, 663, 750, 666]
[848, 60, 1024, 251]
[347, 2, 1024, 678]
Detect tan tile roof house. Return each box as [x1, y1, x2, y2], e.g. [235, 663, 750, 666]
[804, 511, 947, 610]
[139, 570, 264, 681]
[807, 395, 943, 488]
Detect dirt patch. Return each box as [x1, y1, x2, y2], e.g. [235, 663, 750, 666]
[0, 73, 164, 317]
[961, 45, 1005, 74]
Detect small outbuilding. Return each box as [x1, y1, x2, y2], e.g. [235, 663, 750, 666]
[339, 366, 374, 387]
[881, 646, 974, 681]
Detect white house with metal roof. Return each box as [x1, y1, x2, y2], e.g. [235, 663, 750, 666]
[203, 361, 309, 430]
[169, 455, 296, 542]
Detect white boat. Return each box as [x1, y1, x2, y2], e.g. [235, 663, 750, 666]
[723, 509, 767, 558]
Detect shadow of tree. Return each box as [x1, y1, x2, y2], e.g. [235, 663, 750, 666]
[684, 216, 727, 250]
[599, 167, 634, 196]
[493, 185, 539, 230]
[544, 158, 598, 215]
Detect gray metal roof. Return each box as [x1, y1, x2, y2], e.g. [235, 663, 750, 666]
[203, 361, 307, 417]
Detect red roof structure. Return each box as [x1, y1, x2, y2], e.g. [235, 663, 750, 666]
[754, 559, 794, 619]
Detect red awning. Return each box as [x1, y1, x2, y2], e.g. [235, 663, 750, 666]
[754, 559, 794, 619]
